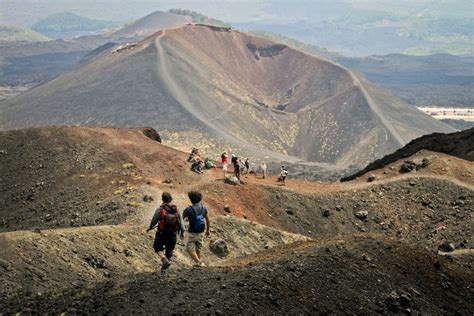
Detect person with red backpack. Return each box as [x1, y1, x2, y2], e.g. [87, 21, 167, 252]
[147, 192, 184, 270]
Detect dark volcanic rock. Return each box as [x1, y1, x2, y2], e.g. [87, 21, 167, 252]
[210, 240, 229, 258]
[400, 160, 417, 173]
[438, 242, 456, 252]
[367, 175, 377, 182]
[143, 195, 154, 203]
[322, 209, 331, 217]
[143, 128, 162, 143]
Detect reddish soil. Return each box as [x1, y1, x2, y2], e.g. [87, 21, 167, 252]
[1, 126, 472, 314]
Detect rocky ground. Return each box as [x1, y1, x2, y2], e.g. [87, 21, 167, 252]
[1, 126, 473, 314]
[0, 127, 206, 232]
[3, 236, 472, 315]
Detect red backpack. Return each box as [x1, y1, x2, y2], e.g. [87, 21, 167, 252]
[158, 204, 180, 232]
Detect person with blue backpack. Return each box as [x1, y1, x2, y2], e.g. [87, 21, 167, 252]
[182, 190, 211, 266]
[147, 192, 184, 270]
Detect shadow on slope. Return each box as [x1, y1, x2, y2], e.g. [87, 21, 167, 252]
[342, 128, 474, 181]
[3, 235, 472, 314]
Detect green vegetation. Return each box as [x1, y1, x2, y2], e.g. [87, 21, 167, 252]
[397, 16, 473, 55]
[168, 9, 231, 28]
[32, 12, 113, 33]
[348, 1, 474, 55]
[0, 25, 50, 42]
[248, 30, 337, 60]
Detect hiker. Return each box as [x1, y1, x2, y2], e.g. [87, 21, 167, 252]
[191, 159, 203, 174]
[204, 158, 216, 169]
[182, 191, 210, 266]
[244, 158, 250, 174]
[260, 162, 267, 179]
[147, 192, 184, 270]
[221, 152, 229, 177]
[188, 147, 200, 162]
[278, 166, 288, 185]
[188, 148, 197, 162]
[248, 162, 257, 176]
[232, 156, 241, 181]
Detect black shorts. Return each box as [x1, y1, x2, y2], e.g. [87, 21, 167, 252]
[153, 231, 177, 259]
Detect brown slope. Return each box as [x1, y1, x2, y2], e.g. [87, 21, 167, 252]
[0, 126, 210, 232]
[342, 127, 474, 181]
[0, 25, 454, 170]
[109, 11, 191, 38]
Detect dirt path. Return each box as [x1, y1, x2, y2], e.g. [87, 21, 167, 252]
[210, 168, 474, 195]
[349, 71, 405, 146]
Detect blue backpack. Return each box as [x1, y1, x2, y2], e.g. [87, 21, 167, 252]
[190, 205, 206, 233]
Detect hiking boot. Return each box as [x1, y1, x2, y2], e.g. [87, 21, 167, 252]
[193, 261, 205, 268]
[161, 258, 171, 270]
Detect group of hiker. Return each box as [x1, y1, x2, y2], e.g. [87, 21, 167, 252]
[147, 149, 290, 271]
[222, 151, 288, 184]
[221, 151, 273, 181]
[147, 191, 210, 269]
[188, 147, 288, 184]
[188, 147, 216, 173]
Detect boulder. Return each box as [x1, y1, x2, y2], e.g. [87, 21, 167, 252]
[210, 239, 229, 258]
[225, 175, 240, 185]
[421, 158, 430, 168]
[367, 175, 377, 182]
[355, 210, 369, 220]
[400, 161, 416, 173]
[142, 195, 154, 203]
[143, 127, 162, 143]
[438, 242, 456, 252]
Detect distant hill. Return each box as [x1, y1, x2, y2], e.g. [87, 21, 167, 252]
[0, 25, 50, 42]
[233, 1, 474, 57]
[110, 11, 191, 38]
[0, 25, 454, 172]
[0, 36, 112, 87]
[337, 54, 474, 108]
[32, 12, 113, 33]
[168, 9, 230, 28]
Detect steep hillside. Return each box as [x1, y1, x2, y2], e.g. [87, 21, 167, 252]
[32, 12, 113, 34]
[110, 11, 191, 38]
[0, 25, 454, 171]
[342, 127, 474, 181]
